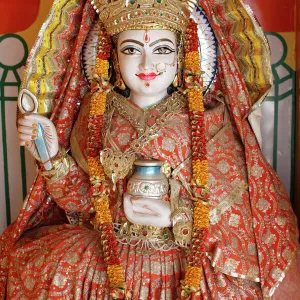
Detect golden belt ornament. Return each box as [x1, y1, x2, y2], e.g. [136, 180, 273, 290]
[113, 222, 177, 255]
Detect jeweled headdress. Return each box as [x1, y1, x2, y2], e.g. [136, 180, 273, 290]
[91, 0, 196, 34]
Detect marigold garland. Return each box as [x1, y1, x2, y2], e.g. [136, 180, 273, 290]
[87, 18, 209, 299]
[90, 93, 107, 115]
[182, 265, 203, 288]
[92, 196, 113, 223]
[87, 25, 126, 299]
[185, 52, 201, 74]
[107, 265, 126, 286]
[193, 202, 210, 229]
[95, 58, 110, 78]
[192, 160, 209, 186]
[187, 89, 204, 112]
[181, 18, 211, 296]
[88, 157, 105, 179]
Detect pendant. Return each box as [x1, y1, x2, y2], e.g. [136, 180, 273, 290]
[100, 148, 136, 190]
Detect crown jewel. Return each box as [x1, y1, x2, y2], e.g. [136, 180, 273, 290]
[90, 0, 196, 35]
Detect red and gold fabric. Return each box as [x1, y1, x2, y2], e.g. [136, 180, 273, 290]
[0, 0, 298, 299]
[4, 91, 265, 299]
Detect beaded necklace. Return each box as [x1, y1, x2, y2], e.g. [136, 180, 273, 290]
[142, 94, 170, 112]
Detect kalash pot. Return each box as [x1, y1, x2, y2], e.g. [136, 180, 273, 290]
[127, 160, 169, 199]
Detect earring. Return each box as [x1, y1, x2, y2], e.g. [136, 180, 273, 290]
[112, 49, 126, 90]
[116, 78, 126, 90]
[172, 75, 179, 88]
[176, 34, 184, 88]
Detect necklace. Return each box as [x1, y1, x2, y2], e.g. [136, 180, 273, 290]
[142, 94, 170, 112]
[100, 92, 184, 188]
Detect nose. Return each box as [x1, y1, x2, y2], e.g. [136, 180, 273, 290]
[140, 50, 154, 71]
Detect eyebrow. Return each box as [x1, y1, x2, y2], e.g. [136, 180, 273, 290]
[149, 38, 175, 47]
[120, 39, 144, 47]
[120, 38, 175, 48]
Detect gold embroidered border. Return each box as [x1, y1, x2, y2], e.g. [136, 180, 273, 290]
[22, 0, 82, 115]
[210, 180, 248, 224]
[268, 247, 298, 299]
[214, 0, 272, 109]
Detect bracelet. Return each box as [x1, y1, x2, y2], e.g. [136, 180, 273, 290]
[41, 147, 72, 184]
[173, 220, 192, 247]
[171, 206, 193, 227]
[171, 206, 193, 247]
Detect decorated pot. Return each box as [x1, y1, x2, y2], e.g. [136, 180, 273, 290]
[127, 160, 169, 199]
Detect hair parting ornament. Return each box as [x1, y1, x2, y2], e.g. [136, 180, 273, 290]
[143, 29, 150, 44]
[88, 0, 210, 298]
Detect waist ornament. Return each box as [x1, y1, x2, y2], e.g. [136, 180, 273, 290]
[113, 222, 178, 255]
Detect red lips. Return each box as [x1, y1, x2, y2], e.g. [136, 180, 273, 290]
[137, 72, 158, 81]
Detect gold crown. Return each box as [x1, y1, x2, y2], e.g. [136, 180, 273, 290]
[90, 0, 195, 35]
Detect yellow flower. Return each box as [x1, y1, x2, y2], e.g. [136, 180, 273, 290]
[107, 264, 125, 286]
[188, 89, 204, 112]
[90, 92, 107, 115]
[95, 58, 109, 77]
[182, 265, 202, 288]
[88, 157, 105, 179]
[92, 196, 112, 224]
[185, 52, 201, 74]
[192, 160, 209, 186]
[193, 201, 210, 229]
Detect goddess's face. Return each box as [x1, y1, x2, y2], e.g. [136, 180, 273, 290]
[117, 30, 177, 98]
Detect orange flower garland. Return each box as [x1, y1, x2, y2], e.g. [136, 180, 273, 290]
[87, 27, 127, 299]
[181, 18, 210, 297]
[87, 19, 209, 299]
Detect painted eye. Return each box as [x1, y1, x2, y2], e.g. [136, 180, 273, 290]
[153, 46, 175, 55]
[121, 47, 141, 55]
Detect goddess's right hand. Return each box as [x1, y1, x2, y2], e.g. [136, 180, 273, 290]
[18, 114, 59, 162]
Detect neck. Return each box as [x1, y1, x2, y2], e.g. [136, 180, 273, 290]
[130, 91, 168, 109]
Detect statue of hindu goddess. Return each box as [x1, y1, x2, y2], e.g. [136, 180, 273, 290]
[0, 0, 299, 299]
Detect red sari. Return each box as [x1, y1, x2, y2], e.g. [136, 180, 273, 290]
[0, 0, 298, 299]
[4, 90, 265, 299]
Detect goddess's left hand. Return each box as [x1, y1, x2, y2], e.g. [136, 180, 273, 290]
[123, 193, 172, 227]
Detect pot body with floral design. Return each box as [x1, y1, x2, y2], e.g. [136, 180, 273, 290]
[127, 160, 169, 199]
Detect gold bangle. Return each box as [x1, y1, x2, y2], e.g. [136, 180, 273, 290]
[51, 147, 68, 168]
[173, 220, 192, 247]
[41, 147, 72, 184]
[171, 206, 192, 221]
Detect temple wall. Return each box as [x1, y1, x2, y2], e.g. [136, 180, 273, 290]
[246, 0, 297, 201]
[0, 1, 298, 233]
[294, 0, 300, 226]
[0, 0, 53, 233]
